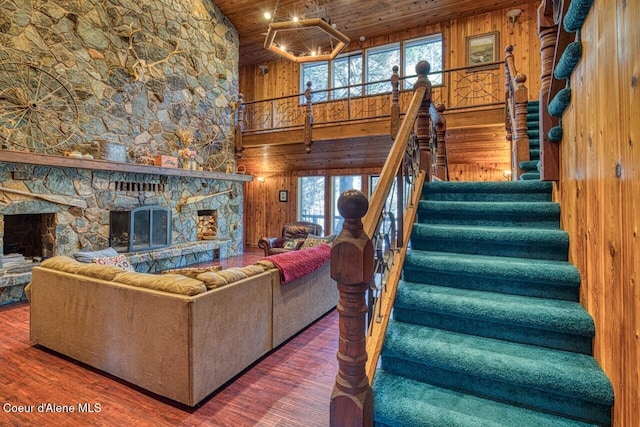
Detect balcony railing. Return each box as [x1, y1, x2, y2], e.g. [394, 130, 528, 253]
[240, 61, 505, 134]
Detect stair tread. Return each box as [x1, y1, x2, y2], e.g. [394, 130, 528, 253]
[520, 172, 541, 180]
[373, 371, 600, 427]
[419, 200, 559, 219]
[404, 250, 580, 287]
[383, 321, 614, 405]
[425, 180, 551, 194]
[519, 160, 540, 170]
[412, 223, 567, 246]
[395, 281, 594, 336]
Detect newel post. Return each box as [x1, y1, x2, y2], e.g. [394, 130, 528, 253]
[390, 65, 400, 138]
[414, 61, 433, 178]
[304, 81, 314, 153]
[234, 93, 245, 159]
[330, 190, 374, 427]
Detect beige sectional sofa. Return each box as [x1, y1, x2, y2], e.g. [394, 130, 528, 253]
[29, 255, 337, 407]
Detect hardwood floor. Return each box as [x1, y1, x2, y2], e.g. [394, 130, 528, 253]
[0, 248, 338, 426]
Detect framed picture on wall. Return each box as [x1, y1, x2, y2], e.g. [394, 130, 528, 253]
[279, 190, 288, 202]
[466, 32, 500, 71]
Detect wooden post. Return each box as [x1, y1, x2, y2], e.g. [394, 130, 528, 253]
[434, 103, 448, 180]
[390, 65, 400, 138]
[234, 93, 245, 159]
[304, 81, 313, 153]
[504, 46, 514, 171]
[514, 73, 530, 178]
[330, 189, 374, 427]
[538, 0, 560, 180]
[413, 61, 433, 178]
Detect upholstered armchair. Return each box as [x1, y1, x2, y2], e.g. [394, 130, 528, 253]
[258, 221, 323, 256]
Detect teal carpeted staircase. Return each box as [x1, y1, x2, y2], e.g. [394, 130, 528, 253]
[519, 100, 541, 180]
[372, 180, 613, 426]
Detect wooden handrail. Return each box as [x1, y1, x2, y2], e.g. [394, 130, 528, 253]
[504, 45, 530, 180]
[363, 71, 430, 237]
[330, 61, 433, 427]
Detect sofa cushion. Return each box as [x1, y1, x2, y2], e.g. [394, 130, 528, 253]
[301, 234, 336, 250]
[239, 264, 267, 277]
[77, 264, 126, 281]
[161, 265, 222, 279]
[40, 256, 83, 274]
[283, 238, 305, 250]
[255, 260, 276, 270]
[73, 247, 118, 263]
[92, 254, 135, 272]
[113, 271, 206, 296]
[216, 267, 248, 283]
[196, 272, 228, 290]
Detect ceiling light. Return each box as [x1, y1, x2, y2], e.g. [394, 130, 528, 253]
[264, 18, 349, 63]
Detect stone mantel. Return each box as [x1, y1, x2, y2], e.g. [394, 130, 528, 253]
[0, 151, 253, 183]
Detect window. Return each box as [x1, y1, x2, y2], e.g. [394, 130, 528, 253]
[298, 176, 325, 227]
[404, 34, 443, 87]
[298, 33, 444, 97]
[366, 43, 400, 95]
[331, 53, 363, 99]
[331, 175, 362, 233]
[301, 62, 329, 102]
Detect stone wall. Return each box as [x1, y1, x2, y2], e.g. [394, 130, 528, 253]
[0, 0, 239, 170]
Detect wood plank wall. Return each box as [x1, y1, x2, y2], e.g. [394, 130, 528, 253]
[558, 0, 639, 424]
[240, 1, 541, 246]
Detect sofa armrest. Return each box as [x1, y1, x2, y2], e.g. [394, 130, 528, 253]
[258, 236, 283, 256]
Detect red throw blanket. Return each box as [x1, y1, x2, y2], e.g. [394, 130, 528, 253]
[262, 244, 331, 284]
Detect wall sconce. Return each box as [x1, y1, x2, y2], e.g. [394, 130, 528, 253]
[256, 176, 266, 183]
[506, 9, 522, 25]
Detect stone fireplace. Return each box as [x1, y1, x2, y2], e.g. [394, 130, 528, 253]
[0, 153, 251, 306]
[110, 206, 171, 252]
[3, 213, 56, 261]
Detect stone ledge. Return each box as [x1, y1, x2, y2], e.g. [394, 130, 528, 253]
[0, 271, 31, 306]
[126, 239, 232, 273]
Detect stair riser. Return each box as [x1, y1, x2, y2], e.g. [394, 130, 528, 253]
[402, 267, 579, 301]
[392, 307, 593, 354]
[410, 237, 568, 261]
[381, 356, 611, 426]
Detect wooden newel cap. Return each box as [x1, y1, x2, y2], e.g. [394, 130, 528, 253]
[337, 190, 368, 221]
[415, 61, 431, 76]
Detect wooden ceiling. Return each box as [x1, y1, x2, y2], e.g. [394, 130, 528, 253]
[213, 0, 527, 66]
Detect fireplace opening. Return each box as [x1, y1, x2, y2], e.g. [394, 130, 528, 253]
[2, 213, 56, 271]
[109, 206, 171, 252]
[197, 210, 218, 240]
